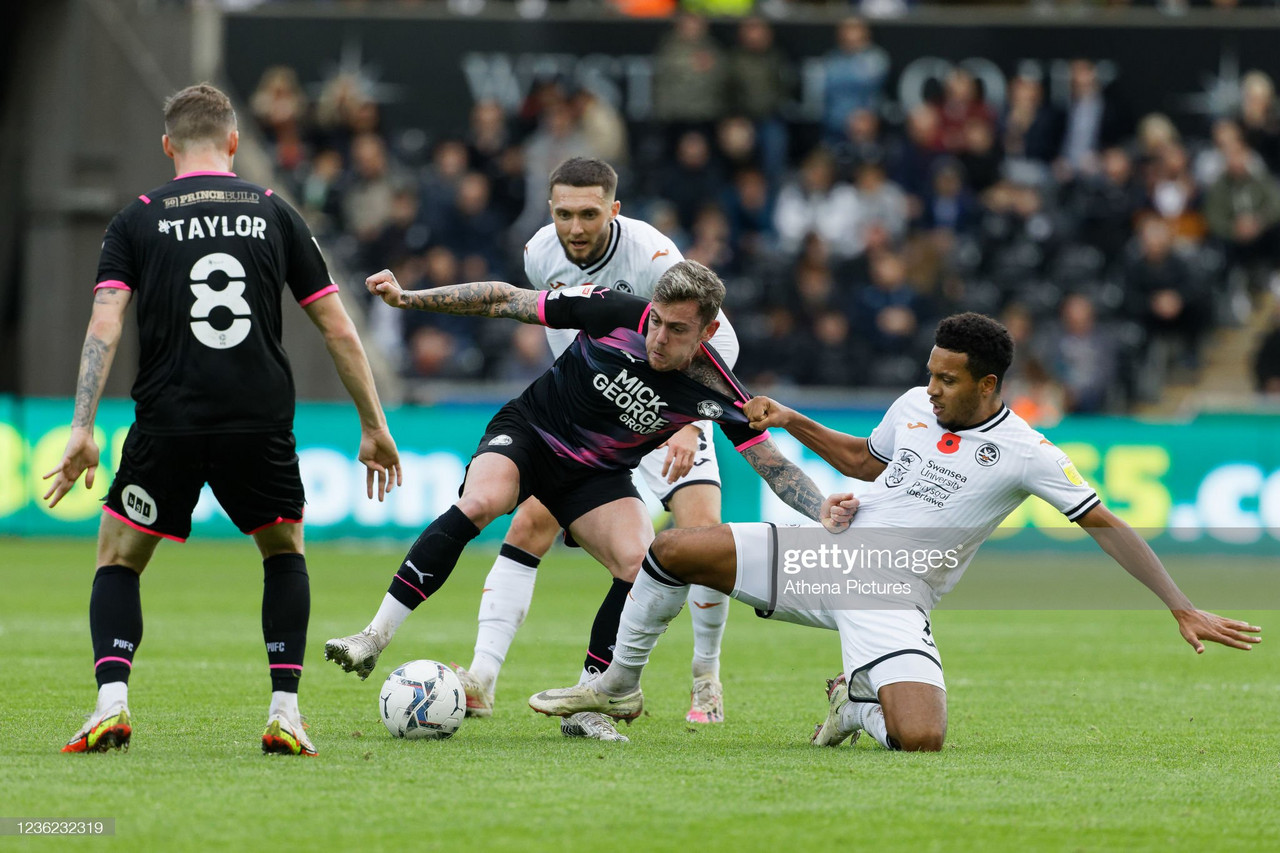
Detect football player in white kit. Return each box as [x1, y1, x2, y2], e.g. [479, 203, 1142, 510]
[454, 157, 741, 738]
[529, 312, 1261, 750]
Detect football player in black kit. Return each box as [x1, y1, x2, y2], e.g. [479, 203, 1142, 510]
[44, 84, 402, 756]
[324, 259, 855, 734]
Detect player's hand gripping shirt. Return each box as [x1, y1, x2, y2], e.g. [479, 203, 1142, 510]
[94, 173, 336, 434]
[852, 386, 1100, 603]
[512, 285, 766, 471]
[523, 215, 740, 367]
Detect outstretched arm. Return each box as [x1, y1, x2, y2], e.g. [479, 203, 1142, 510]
[1076, 504, 1261, 653]
[741, 437, 857, 532]
[43, 287, 130, 507]
[745, 396, 887, 482]
[366, 269, 542, 323]
[304, 292, 402, 501]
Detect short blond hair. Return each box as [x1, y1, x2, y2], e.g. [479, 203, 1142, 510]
[653, 260, 725, 327]
[163, 83, 237, 151]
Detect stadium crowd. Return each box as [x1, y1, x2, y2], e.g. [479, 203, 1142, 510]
[244, 14, 1280, 420]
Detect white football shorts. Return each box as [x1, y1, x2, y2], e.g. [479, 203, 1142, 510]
[728, 522, 946, 702]
[633, 420, 721, 506]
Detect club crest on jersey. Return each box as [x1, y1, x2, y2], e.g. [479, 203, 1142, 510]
[488, 435, 513, 446]
[885, 449, 921, 488]
[612, 280, 633, 293]
[122, 485, 157, 525]
[696, 400, 723, 419]
[975, 443, 1000, 467]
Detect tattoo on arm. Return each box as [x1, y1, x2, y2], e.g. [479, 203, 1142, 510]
[741, 438, 825, 522]
[400, 282, 542, 323]
[72, 335, 109, 428]
[682, 353, 733, 396]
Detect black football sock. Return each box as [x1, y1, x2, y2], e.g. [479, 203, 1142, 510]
[583, 577, 633, 677]
[388, 506, 481, 609]
[262, 553, 310, 693]
[90, 565, 143, 687]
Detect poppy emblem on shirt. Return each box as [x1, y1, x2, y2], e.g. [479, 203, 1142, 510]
[937, 433, 961, 454]
[697, 400, 723, 419]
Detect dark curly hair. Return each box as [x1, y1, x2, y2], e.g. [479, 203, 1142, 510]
[934, 312, 1013, 390]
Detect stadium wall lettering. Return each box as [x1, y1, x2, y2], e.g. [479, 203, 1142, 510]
[223, 11, 1275, 137]
[4, 396, 1280, 552]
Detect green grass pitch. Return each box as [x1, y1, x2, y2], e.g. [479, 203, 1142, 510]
[1, 538, 1275, 851]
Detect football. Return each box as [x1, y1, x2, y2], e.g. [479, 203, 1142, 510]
[378, 660, 465, 740]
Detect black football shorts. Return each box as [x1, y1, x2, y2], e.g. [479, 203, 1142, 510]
[104, 427, 305, 541]
[469, 403, 641, 531]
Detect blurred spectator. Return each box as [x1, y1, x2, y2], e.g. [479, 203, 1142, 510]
[420, 138, 472, 237]
[1253, 304, 1280, 395]
[722, 166, 777, 262]
[716, 116, 762, 175]
[798, 310, 859, 387]
[728, 16, 794, 183]
[516, 98, 591, 234]
[828, 108, 892, 182]
[854, 160, 910, 248]
[572, 86, 630, 167]
[361, 185, 429, 274]
[1205, 137, 1280, 294]
[250, 66, 311, 172]
[1073, 146, 1143, 266]
[1002, 74, 1061, 166]
[314, 73, 382, 160]
[958, 117, 1003, 194]
[854, 251, 929, 361]
[937, 68, 997, 155]
[920, 158, 979, 237]
[652, 14, 729, 133]
[342, 133, 409, 246]
[1044, 293, 1118, 413]
[892, 105, 945, 200]
[1193, 119, 1265, 189]
[1142, 142, 1207, 245]
[1057, 59, 1130, 180]
[402, 247, 484, 380]
[297, 148, 346, 237]
[467, 100, 511, 173]
[684, 205, 736, 273]
[774, 149, 861, 258]
[737, 306, 803, 389]
[1124, 218, 1209, 369]
[821, 17, 890, 144]
[493, 323, 555, 384]
[658, 130, 727, 231]
[1239, 70, 1280, 174]
[439, 171, 507, 278]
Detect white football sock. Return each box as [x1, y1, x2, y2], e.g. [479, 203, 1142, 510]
[598, 569, 687, 693]
[366, 594, 411, 647]
[854, 701, 892, 750]
[96, 681, 128, 713]
[269, 690, 299, 719]
[469, 553, 538, 687]
[688, 585, 728, 680]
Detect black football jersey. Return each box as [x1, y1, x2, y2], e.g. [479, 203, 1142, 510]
[511, 285, 767, 471]
[95, 172, 335, 434]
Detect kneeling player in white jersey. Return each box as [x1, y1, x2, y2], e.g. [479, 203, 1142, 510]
[529, 312, 1261, 750]
[457, 158, 738, 735]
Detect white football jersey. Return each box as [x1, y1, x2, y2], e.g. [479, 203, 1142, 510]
[853, 386, 1100, 601]
[523, 215, 739, 366]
